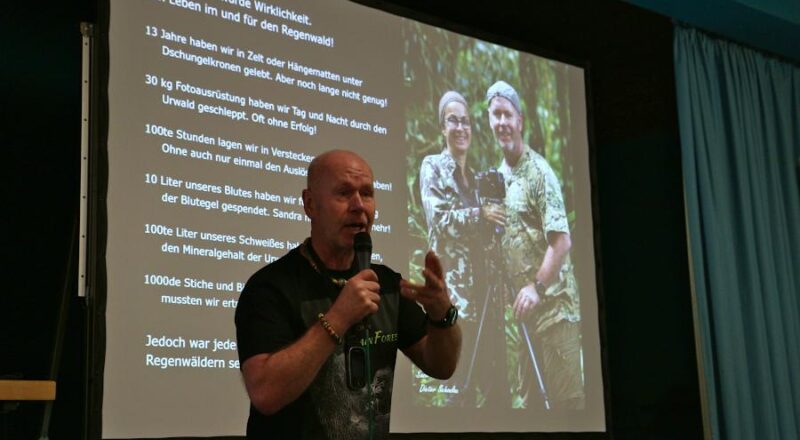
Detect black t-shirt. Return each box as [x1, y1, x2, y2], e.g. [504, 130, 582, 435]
[235, 245, 427, 439]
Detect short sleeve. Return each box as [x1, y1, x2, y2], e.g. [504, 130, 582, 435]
[532, 158, 570, 236]
[235, 279, 297, 365]
[397, 294, 427, 350]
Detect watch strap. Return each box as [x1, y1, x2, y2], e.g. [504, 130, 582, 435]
[427, 304, 458, 328]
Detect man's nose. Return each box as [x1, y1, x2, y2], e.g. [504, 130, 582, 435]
[350, 193, 365, 210]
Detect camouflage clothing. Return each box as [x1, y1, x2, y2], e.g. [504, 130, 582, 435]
[500, 146, 584, 409]
[499, 147, 580, 334]
[419, 149, 509, 408]
[419, 149, 483, 320]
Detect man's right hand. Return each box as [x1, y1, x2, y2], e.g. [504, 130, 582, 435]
[513, 283, 541, 320]
[326, 269, 381, 331]
[241, 269, 380, 416]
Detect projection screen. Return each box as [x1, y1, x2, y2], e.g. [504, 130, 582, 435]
[102, 0, 605, 436]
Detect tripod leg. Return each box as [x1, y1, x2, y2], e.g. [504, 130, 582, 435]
[520, 323, 550, 410]
[462, 289, 491, 397]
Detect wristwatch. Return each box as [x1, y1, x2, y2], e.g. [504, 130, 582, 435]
[427, 304, 458, 328]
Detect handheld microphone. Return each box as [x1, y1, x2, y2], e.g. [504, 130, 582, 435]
[354, 231, 372, 272]
[346, 231, 373, 391]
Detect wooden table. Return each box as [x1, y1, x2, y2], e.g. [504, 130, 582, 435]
[0, 380, 56, 401]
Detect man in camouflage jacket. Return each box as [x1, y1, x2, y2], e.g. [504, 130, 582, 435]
[486, 80, 584, 410]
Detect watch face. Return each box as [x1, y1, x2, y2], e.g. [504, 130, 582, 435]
[447, 305, 458, 324]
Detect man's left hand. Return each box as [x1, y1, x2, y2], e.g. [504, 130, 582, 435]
[400, 250, 451, 320]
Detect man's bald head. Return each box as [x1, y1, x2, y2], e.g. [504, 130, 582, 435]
[306, 150, 373, 192]
[302, 149, 376, 267]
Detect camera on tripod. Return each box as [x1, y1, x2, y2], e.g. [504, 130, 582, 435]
[476, 168, 506, 237]
[476, 168, 505, 205]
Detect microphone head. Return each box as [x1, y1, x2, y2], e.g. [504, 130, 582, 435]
[353, 231, 372, 253]
[354, 232, 372, 272]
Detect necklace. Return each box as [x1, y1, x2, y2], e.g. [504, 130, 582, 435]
[299, 238, 349, 288]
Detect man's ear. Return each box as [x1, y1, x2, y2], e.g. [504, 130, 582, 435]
[302, 189, 314, 219]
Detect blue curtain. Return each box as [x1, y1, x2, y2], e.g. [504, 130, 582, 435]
[675, 27, 800, 440]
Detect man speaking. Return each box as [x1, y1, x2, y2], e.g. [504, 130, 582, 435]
[235, 150, 461, 439]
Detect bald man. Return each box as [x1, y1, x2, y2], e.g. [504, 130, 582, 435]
[235, 150, 461, 439]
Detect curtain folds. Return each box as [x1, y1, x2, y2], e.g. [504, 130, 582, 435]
[674, 27, 800, 440]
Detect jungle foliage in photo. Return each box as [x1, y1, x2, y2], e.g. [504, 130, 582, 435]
[402, 22, 580, 407]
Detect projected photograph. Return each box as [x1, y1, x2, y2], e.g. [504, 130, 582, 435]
[402, 23, 589, 412]
[103, 0, 603, 436]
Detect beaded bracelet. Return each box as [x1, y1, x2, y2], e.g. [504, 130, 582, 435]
[317, 313, 343, 345]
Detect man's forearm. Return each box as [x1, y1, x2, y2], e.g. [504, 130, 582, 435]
[536, 247, 564, 286]
[415, 325, 462, 379]
[536, 232, 571, 287]
[242, 320, 339, 415]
